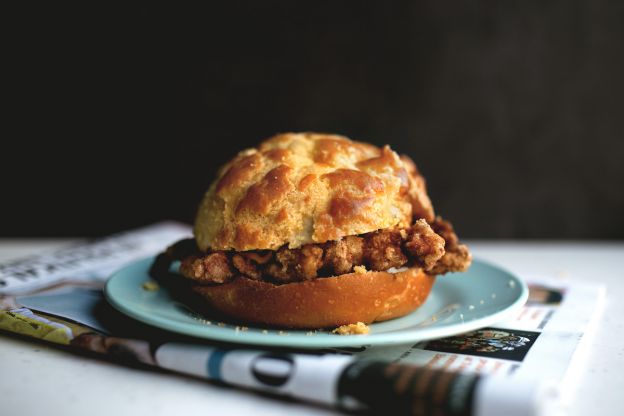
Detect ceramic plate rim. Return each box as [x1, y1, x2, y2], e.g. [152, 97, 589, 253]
[104, 257, 528, 348]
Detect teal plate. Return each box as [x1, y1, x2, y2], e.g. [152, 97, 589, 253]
[105, 257, 527, 348]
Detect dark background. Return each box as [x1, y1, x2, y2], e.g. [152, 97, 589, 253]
[4, 2, 623, 239]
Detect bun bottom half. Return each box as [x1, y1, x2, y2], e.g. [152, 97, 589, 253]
[192, 267, 435, 329]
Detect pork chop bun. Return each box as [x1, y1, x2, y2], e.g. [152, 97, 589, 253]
[152, 133, 471, 329]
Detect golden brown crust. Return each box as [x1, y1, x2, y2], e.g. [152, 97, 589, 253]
[192, 267, 435, 328]
[194, 133, 434, 251]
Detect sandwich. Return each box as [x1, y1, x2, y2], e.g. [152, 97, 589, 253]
[151, 133, 471, 328]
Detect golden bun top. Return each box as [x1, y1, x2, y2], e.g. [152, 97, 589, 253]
[194, 133, 434, 252]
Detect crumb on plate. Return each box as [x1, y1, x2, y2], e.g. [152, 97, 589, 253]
[353, 265, 367, 274]
[332, 322, 370, 335]
[141, 281, 160, 291]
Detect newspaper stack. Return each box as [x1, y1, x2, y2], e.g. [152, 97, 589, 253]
[0, 223, 605, 416]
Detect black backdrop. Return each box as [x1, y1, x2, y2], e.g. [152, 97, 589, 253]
[4, 2, 624, 238]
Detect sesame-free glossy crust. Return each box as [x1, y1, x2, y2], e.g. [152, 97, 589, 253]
[192, 267, 435, 328]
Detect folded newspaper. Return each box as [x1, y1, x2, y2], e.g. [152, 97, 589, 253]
[0, 223, 605, 416]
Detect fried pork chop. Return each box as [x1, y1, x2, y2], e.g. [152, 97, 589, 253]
[170, 217, 470, 285]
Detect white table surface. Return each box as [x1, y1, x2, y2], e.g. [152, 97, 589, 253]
[1, 240, 623, 416]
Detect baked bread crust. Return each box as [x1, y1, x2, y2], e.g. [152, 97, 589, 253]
[194, 133, 434, 252]
[192, 267, 435, 328]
